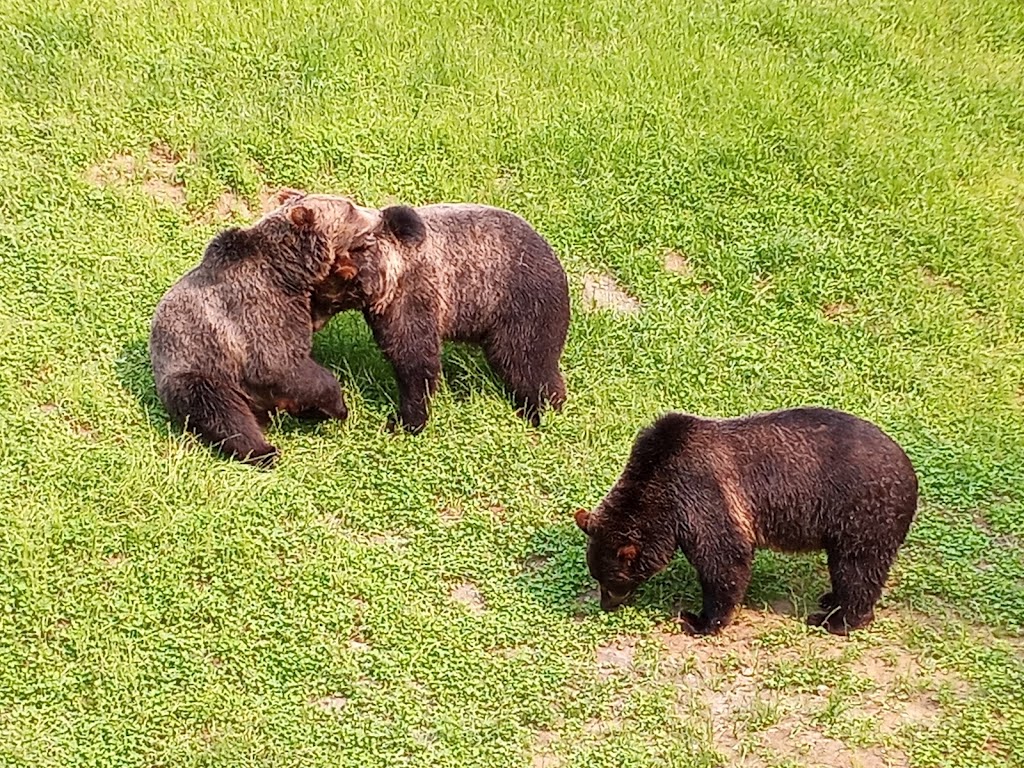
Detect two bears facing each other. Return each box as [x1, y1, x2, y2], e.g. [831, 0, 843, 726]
[576, 407, 918, 635]
[149, 190, 569, 465]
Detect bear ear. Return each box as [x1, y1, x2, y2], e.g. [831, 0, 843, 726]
[382, 205, 427, 246]
[617, 544, 639, 564]
[267, 187, 306, 210]
[288, 204, 315, 228]
[574, 508, 591, 534]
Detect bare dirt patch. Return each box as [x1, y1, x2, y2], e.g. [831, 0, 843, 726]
[209, 191, 252, 221]
[85, 153, 136, 186]
[760, 726, 900, 768]
[318, 512, 345, 530]
[595, 636, 637, 677]
[365, 533, 410, 549]
[531, 754, 562, 768]
[664, 250, 694, 278]
[258, 185, 298, 214]
[410, 728, 436, 747]
[141, 177, 186, 207]
[971, 511, 1020, 549]
[311, 694, 349, 713]
[582, 273, 641, 314]
[450, 581, 486, 615]
[148, 142, 180, 168]
[528, 729, 561, 765]
[438, 506, 463, 524]
[822, 301, 856, 320]
[522, 554, 551, 573]
[349, 623, 370, 652]
[140, 144, 186, 205]
[491, 645, 534, 660]
[651, 608, 964, 768]
[68, 415, 97, 440]
[846, 647, 964, 732]
[86, 143, 186, 207]
[919, 266, 962, 294]
[582, 717, 618, 737]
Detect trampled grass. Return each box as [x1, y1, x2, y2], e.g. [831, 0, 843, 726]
[1, 0, 1022, 765]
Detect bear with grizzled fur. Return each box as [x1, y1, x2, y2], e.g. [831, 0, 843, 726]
[575, 407, 918, 635]
[149, 192, 380, 466]
[311, 202, 570, 433]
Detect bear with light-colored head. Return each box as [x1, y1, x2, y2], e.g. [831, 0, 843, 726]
[149, 190, 379, 466]
[310, 201, 570, 432]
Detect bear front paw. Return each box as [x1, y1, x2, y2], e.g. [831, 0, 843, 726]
[389, 414, 426, 435]
[241, 444, 280, 470]
[678, 611, 721, 636]
[808, 609, 873, 635]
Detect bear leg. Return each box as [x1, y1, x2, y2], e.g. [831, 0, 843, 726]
[482, 331, 566, 426]
[366, 309, 442, 434]
[163, 372, 278, 468]
[810, 546, 895, 634]
[389, 357, 441, 433]
[681, 545, 754, 636]
[276, 358, 348, 422]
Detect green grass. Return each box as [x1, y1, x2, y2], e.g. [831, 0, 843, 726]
[1, 0, 1023, 765]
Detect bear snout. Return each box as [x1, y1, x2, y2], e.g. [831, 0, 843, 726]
[599, 586, 632, 612]
[352, 204, 382, 237]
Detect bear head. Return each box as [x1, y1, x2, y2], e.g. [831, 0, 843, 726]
[310, 204, 428, 327]
[574, 505, 673, 612]
[254, 189, 382, 295]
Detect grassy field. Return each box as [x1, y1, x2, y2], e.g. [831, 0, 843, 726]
[1, 0, 1023, 765]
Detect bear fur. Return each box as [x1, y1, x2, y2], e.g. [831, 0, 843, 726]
[575, 407, 918, 635]
[149, 191, 380, 466]
[311, 203, 570, 433]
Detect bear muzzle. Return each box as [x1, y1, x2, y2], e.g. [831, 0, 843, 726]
[599, 586, 633, 612]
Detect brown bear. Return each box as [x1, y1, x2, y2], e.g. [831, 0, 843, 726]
[574, 407, 918, 635]
[311, 202, 570, 433]
[149, 191, 380, 466]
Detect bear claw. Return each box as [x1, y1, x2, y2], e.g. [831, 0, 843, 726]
[241, 445, 279, 469]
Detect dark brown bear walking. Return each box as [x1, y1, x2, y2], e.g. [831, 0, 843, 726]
[149, 192, 380, 466]
[575, 407, 918, 635]
[309, 201, 570, 433]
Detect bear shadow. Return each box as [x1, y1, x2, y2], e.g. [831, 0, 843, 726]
[312, 313, 398, 417]
[115, 339, 173, 435]
[314, 312, 512, 410]
[515, 522, 830, 624]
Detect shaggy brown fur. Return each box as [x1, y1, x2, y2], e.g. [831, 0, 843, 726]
[311, 202, 570, 433]
[575, 407, 918, 635]
[149, 191, 380, 466]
